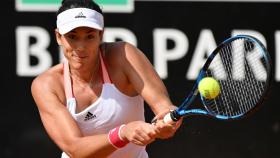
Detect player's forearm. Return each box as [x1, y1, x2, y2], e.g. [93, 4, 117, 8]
[150, 100, 176, 116]
[39, 110, 119, 158]
[63, 134, 117, 158]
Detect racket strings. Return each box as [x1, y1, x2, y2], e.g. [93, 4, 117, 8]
[204, 38, 268, 118]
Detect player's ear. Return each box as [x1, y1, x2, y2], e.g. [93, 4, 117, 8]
[55, 28, 62, 45]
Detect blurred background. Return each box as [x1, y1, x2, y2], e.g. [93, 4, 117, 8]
[3, 0, 279, 157]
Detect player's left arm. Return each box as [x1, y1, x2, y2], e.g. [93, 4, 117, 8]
[116, 42, 182, 138]
[119, 42, 173, 114]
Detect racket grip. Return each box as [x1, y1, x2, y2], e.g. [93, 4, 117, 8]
[163, 110, 181, 124]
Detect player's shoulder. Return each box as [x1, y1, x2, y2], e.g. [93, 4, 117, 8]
[31, 63, 64, 94]
[102, 41, 140, 63]
[102, 41, 138, 55]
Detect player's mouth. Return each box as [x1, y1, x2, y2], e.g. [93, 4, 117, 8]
[72, 51, 88, 59]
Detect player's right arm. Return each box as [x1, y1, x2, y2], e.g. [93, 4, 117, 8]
[31, 72, 118, 158]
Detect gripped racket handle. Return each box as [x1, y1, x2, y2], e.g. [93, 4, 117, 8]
[163, 110, 181, 124]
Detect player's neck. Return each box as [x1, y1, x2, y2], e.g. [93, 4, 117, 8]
[70, 57, 100, 86]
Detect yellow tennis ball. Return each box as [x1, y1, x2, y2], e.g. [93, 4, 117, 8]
[198, 77, 220, 99]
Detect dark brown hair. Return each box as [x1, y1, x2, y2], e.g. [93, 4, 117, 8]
[57, 0, 103, 15]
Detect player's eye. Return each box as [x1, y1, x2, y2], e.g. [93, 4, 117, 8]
[66, 34, 77, 40]
[87, 34, 95, 39]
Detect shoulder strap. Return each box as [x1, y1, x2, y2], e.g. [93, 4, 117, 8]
[63, 59, 74, 99]
[99, 46, 112, 83]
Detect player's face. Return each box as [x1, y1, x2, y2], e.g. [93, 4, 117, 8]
[57, 27, 103, 67]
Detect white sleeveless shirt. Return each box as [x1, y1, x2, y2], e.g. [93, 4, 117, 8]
[61, 53, 148, 158]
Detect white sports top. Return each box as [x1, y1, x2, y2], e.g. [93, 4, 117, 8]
[61, 52, 148, 158]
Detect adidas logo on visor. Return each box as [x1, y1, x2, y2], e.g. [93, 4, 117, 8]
[75, 12, 86, 18]
[84, 112, 96, 121]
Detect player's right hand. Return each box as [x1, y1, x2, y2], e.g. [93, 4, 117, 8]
[120, 121, 157, 146]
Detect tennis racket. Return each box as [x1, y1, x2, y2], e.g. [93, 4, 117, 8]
[155, 35, 272, 124]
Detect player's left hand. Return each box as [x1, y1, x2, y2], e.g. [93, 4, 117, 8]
[152, 108, 182, 139]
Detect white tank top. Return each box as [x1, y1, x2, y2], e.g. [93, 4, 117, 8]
[61, 53, 148, 158]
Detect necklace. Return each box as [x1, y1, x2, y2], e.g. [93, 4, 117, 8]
[88, 58, 100, 89]
[88, 73, 95, 88]
[70, 57, 100, 89]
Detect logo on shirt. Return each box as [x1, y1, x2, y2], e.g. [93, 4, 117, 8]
[75, 12, 86, 18]
[84, 112, 96, 121]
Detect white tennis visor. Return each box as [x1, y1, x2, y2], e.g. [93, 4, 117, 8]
[57, 8, 104, 35]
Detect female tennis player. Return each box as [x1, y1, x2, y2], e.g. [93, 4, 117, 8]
[31, 0, 181, 158]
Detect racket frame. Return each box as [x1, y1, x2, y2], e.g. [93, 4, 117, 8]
[167, 35, 272, 122]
